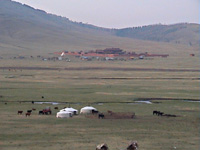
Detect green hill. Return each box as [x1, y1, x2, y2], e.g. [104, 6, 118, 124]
[114, 23, 199, 47]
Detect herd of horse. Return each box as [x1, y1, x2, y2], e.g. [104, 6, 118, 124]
[153, 110, 177, 117]
[18, 107, 53, 117]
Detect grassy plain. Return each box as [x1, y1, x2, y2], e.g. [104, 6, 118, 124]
[0, 55, 199, 150]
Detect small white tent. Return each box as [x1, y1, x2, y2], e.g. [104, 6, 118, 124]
[56, 111, 72, 118]
[60, 107, 78, 115]
[80, 106, 97, 114]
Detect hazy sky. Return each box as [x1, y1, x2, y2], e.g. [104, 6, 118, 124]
[13, 0, 199, 28]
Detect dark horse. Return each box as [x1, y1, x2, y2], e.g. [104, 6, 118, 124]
[98, 113, 104, 119]
[153, 110, 159, 115]
[27, 110, 32, 113]
[38, 110, 44, 115]
[92, 110, 99, 115]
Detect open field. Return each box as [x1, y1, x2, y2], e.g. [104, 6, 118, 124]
[0, 57, 199, 150]
[0, 100, 199, 150]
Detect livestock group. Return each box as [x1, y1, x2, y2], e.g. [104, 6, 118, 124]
[153, 110, 177, 117]
[17, 107, 56, 117]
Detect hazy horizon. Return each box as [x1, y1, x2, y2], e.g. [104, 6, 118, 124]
[12, 0, 200, 28]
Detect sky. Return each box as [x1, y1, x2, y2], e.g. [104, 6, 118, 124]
[13, 0, 199, 28]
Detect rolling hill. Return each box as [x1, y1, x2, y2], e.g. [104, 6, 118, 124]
[0, 0, 199, 56]
[114, 23, 199, 47]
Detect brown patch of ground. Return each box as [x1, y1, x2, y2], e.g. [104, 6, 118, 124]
[85, 112, 135, 119]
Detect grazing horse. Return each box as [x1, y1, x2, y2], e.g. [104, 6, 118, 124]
[107, 110, 113, 115]
[27, 110, 32, 113]
[54, 107, 58, 110]
[158, 112, 164, 116]
[38, 110, 44, 115]
[98, 113, 104, 119]
[25, 112, 31, 117]
[43, 109, 51, 115]
[92, 110, 99, 115]
[18, 111, 23, 115]
[32, 108, 36, 111]
[153, 110, 159, 115]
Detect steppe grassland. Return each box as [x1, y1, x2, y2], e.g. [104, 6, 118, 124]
[0, 100, 199, 150]
[0, 51, 199, 150]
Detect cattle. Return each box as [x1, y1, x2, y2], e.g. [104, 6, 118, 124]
[18, 111, 23, 115]
[98, 113, 104, 119]
[27, 110, 32, 113]
[25, 112, 31, 117]
[126, 141, 139, 150]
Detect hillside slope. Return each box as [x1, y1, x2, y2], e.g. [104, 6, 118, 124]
[0, 0, 198, 56]
[0, 0, 113, 54]
[114, 23, 199, 47]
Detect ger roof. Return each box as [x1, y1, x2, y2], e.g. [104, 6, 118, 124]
[81, 106, 97, 110]
[60, 107, 78, 112]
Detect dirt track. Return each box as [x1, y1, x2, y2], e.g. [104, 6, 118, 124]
[0, 66, 199, 72]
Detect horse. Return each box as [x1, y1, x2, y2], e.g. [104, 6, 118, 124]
[54, 107, 58, 110]
[27, 110, 32, 113]
[43, 109, 51, 115]
[153, 110, 159, 115]
[107, 110, 113, 115]
[32, 108, 36, 111]
[25, 112, 31, 117]
[38, 110, 44, 115]
[92, 110, 99, 115]
[98, 113, 104, 119]
[157, 112, 164, 116]
[18, 111, 23, 115]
